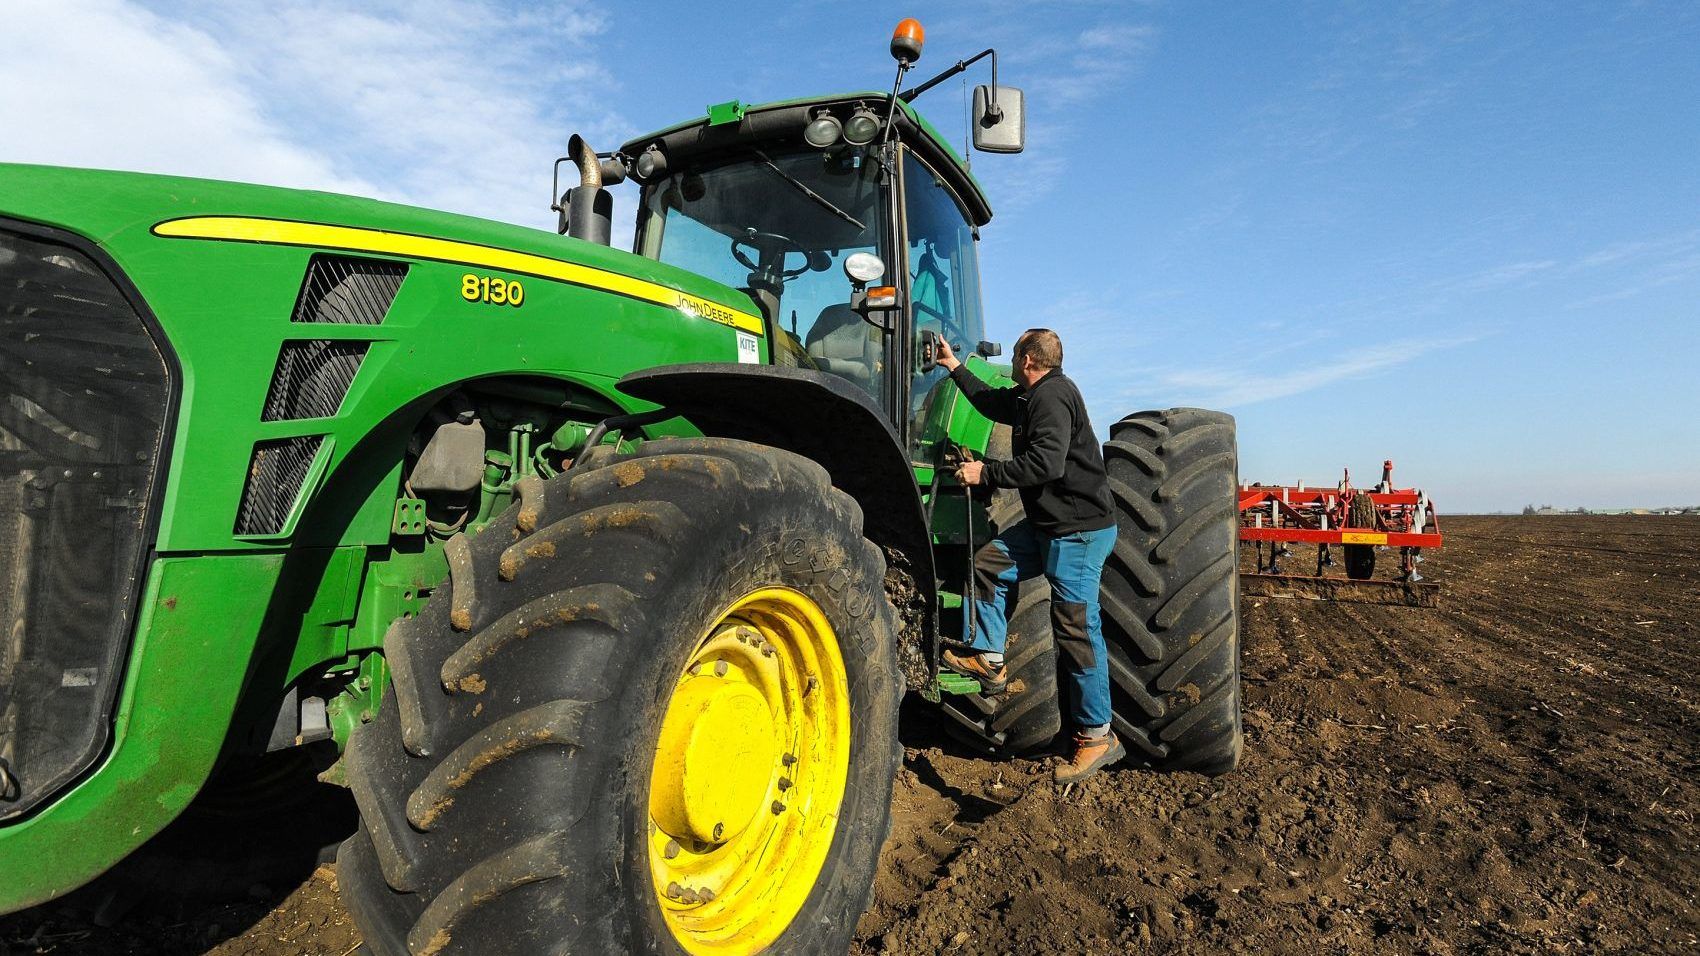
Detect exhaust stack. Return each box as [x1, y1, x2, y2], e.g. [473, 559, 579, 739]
[561, 134, 614, 245]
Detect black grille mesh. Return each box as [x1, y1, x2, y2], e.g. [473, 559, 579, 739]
[236, 436, 323, 536]
[292, 256, 407, 325]
[261, 341, 368, 422]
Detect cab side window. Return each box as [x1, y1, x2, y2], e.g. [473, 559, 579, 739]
[903, 152, 985, 452]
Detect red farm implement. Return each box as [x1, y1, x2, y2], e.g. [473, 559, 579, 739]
[1239, 460, 1442, 607]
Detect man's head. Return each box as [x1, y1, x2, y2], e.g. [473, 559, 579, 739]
[1012, 328, 1062, 387]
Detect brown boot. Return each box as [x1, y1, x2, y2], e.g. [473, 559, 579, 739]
[940, 648, 1008, 695]
[1054, 731, 1126, 783]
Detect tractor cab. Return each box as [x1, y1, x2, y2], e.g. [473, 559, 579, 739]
[616, 93, 1008, 456]
[563, 21, 1025, 461]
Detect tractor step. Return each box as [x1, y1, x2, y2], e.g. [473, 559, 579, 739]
[1240, 572, 1440, 608]
[921, 671, 984, 701]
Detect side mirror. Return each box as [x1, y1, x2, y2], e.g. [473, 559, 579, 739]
[972, 85, 1025, 154]
[975, 340, 1003, 358]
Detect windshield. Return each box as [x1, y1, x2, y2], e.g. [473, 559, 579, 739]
[638, 149, 890, 405]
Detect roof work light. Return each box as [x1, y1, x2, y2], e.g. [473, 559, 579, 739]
[843, 104, 881, 146]
[803, 109, 843, 148]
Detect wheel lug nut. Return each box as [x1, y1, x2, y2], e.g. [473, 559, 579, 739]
[666, 882, 684, 900]
[782, 753, 797, 767]
[771, 800, 786, 815]
[664, 840, 681, 859]
[699, 888, 717, 902]
[760, 643, 775, 657]
[714, 660, 728, 677]
[778, 777, 793, 791]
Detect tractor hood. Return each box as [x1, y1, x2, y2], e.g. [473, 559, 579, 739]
[621, 93, 995, 227]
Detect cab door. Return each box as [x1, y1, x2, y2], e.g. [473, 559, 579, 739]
[893, 147, 990, 462]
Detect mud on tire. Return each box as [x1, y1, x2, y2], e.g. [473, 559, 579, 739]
[336, 437, 904, 955]
[1101, 408, 1242, 774]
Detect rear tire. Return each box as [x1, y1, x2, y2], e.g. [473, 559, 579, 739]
[337, 437, 903, 955]
[935, 584, 1062, 755]
[1101, 409, 1242, 775]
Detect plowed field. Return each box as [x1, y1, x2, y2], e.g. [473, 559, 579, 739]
[4, 515, 1696, 954]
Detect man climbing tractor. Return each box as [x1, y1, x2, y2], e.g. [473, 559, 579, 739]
[936, 331, 1125, 783]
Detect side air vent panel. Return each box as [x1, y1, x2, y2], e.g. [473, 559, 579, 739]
[236, 436, 324, 536]
[292, 255, 407, 325]
[261, 341, 369, 422]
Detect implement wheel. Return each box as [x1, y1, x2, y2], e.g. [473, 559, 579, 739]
[1101, 408, 1242, 774]
[1343, 493, 1378, 580]
[337, 438, 902, 955]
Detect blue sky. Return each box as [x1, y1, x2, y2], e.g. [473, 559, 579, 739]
[6, 0, 1698, 510]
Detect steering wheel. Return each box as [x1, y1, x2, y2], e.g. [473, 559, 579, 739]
[731, 228, 812, 282]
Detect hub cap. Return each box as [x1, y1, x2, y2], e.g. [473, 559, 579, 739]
[647, 587, 851, 953]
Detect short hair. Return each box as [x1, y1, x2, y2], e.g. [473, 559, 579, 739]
[1016, 328, 1063, 370]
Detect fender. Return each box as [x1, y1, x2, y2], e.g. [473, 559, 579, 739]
[618, 364, 936, 688]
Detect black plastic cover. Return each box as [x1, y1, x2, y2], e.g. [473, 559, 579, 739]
[0, 226, 173, 820]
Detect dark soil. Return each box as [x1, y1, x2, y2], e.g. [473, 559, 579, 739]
[4, 516, 1696, 954]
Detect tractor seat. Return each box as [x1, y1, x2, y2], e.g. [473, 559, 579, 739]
[804, 303, 881, 392]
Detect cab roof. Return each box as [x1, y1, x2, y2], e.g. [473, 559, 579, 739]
[620, 92, 994, 227]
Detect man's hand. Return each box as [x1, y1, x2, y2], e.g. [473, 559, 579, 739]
[955, 459, 985, 486]
[935, 336, 961, 371]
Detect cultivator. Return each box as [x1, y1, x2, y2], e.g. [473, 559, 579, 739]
[1238, 460, 1442, 606]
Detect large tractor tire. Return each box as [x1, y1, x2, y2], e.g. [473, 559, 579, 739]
[935, 425, 1062, 756]
[337, 437, 903, 955]
[935, 583, 1062, 755]
[1101, 409, 1242, 775]
[1343, 493, 1378, 580]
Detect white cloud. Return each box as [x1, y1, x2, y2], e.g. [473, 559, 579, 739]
[1, 0, 621, 231]
[1148, 334, 1479, 409]
[1, 0, 375, 195]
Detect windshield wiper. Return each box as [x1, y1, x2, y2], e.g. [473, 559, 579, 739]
[752, 149, 866, 232]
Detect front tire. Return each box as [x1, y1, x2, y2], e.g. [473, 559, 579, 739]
[337, 438, 903, 955]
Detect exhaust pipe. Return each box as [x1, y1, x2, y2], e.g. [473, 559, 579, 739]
[562, 134, 614, 245]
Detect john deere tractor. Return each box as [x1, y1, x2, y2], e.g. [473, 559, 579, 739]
[0, 21, 1240, 954]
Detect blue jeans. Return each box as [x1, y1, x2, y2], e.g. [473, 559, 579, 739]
[965, 521, 1118, 729]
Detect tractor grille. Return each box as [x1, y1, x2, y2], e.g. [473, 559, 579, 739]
[235, 436, 323, 536]
[292, 255, 407, 325]
[261, 341, 368, 422]
[1, 224, 172, 820]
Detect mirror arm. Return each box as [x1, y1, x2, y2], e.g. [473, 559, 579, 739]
[899, 47, 997, 111]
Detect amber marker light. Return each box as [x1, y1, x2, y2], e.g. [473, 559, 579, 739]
[866, 286, 899, 308]
[890, 18, 925, 63]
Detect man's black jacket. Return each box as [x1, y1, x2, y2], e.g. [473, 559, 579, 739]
[948, 364, 1114, 536]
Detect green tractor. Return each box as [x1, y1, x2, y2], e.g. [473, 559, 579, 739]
[0, 22, 1240, 955]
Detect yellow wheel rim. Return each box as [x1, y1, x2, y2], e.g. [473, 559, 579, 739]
[648, 587, 852, 954]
